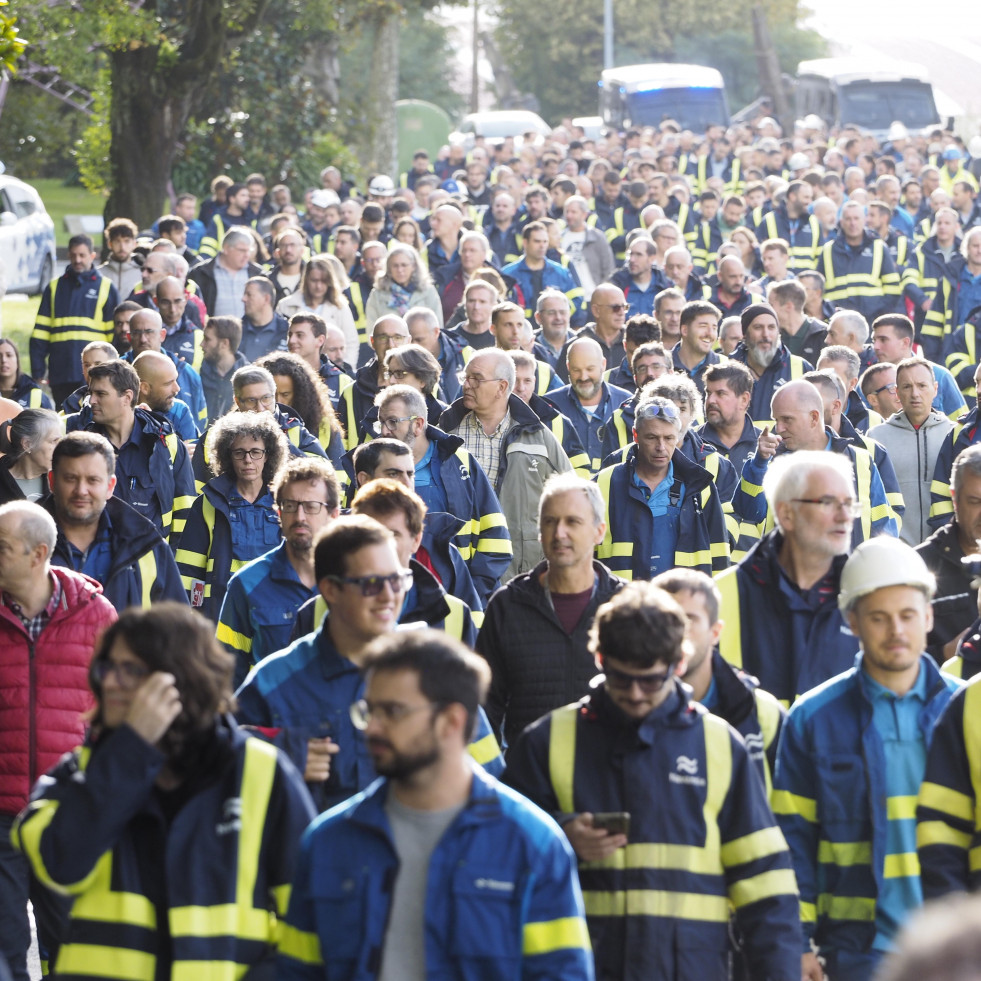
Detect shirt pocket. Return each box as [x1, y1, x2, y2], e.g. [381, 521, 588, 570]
[310, 868, 368, 966]
[815, 753, 870, 832]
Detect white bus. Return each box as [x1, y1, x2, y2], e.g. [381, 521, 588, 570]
[599, 63, 730, 134]
[796, 58, 942, 140]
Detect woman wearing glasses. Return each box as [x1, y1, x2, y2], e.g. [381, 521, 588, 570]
[12, 603, 315, 981]
[175, 412, 289, 622]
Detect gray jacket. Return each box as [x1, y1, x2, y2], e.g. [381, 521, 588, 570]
[868, 409, 953, 546]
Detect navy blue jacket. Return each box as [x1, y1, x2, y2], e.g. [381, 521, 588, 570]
[544, 381, 632, 474]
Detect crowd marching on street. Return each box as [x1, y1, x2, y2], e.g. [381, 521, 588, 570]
[9, 110, 981, 981]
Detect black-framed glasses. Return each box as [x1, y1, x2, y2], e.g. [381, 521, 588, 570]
[597, 303, 627, 312]
[792, 497, 862, 517]
[231, 448, 266, 461]
[238, 394, 276, 409]
[350, 698, 441, 730]
[373, 415, 418, 434]
[384, 369, 415, 381]
[279, 499, 331, 514]
[93, 660, 150, 690]
[873, 382, 898, 396]
[324, 570, 413, 596]
[604, 664, 673, 694]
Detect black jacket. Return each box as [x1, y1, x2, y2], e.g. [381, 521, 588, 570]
[475, 559, 625, 748]
[188, 257, 264, 316]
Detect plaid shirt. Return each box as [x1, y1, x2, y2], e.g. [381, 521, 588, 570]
[458, 409, 512, 486]
[2, 574, 63, 643]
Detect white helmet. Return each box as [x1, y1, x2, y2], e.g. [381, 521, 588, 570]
[838, 537, 936, 613]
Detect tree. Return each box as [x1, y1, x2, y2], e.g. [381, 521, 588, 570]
[0, 0, 26, 76]
[492, 0, 825, 122]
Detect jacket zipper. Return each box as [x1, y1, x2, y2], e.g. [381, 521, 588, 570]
[29, 637, 37, 788]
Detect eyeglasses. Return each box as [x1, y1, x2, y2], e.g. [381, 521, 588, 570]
[597, 303, 627, 312]
[94, 660, 150, 690]
[461, 374, 500, 388]
[604, 664, 673, 694]
[127, 329, 159, 338]
[324, 570, 414, 596]
[349, 698, 441, 730]
[238, 394, 275, 409]
[792, 497, 863, 517]
[384, 369, 414, 381]
[373, 415, 418, 434]
[873, 382, 898, 396]
[374, 334, 409, 344]
[279, 499, 331, 514]
[634, 402, 679, 422]
[231, 448, 266, 461]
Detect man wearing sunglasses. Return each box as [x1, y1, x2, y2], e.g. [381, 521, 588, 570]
[556, 282, 628, 382]
[218, 457, 340, 684]
[236, 515, 501, 812]
[595, 393, 730, 580]
[505, 581, 800, 981]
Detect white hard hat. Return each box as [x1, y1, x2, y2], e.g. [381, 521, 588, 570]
[838, 537, 936, 613]
[310, 189, 340, 208]
[803, 114, 824, 131]
[887, 121, 909, 142]
[789, 152, 811, 171]
[368, 175, 396, 196]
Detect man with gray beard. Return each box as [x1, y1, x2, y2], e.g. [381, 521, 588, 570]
[730, 302, 813, 423]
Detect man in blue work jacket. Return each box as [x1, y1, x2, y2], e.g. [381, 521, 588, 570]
[775, 537, 959, 981]
[504, 581, 801, 981]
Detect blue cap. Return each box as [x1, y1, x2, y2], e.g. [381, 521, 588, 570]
[440, 179, 464, 194]
[943, 147, 963, 161]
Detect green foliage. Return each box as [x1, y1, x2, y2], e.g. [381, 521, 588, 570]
[0, 0, 26, 74]
[0, 87, 88, 177]
[492, 0, 827, 122]
[75, 71, 111, 197]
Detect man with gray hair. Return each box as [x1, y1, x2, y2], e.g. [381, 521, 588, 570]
[372, 383, 511, 603]
[825, 308, 875, 373]
[405, 305, 466, 402]
[0, 500, 117, 981]
[188, 226, 263, 317]
[817, 342, 882, 433]
[716, 450, 862, 703]
[475, 472, 624, 746]
[440, 348, 573, 579]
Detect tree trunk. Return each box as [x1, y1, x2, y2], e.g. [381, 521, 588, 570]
[362, 11, 399, 178]
[104, 47, 192, 229]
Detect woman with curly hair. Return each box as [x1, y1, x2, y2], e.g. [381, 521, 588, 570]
[364, 244, 443, 326]
[255, 352, 345, 471]
[174, 412, 289, 621]
[276, 255, 359, 367]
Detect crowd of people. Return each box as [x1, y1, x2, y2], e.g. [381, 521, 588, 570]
[6, 110, 981, 980]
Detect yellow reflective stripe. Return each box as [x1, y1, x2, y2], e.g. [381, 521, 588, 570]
[443, 596, 466, 641]
[583, 841, 721, 874]
[715, 567, 742, 669]
[883, 852, 919, 878]
[771, 789, 817, 823]
[522, 915, 591, 956]
[477, 512, 508, 531]
[467, 732, 500, 767]
[171, 961, 251, 981]
[800, 900, 817, 924]
[720, 826, 788, 867]
[39, 328, 114, 343]
[278, 923, 323, 965]
[137, 551, 156, 607]
[583, 889, 729, 921]
[169, 904, 274, 941]
[817, 840, 871, 866]
[702, 714, 729, 863]
[966, 683, 981, 827]
[56, 945, 155, 981]
[548, 705, 578, 814]
[217, 620, 253, 654]
[817, 894, 876, 921]
[475, 539, 512, 554]
[940, 656, 965, 679]
[729, 867, 798, 910]
[855, 450, 871, 539]
[886, 795, 917, 820]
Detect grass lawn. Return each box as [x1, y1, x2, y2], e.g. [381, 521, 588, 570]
[30, 178, 107, 249]
[2, 294, 40, 364]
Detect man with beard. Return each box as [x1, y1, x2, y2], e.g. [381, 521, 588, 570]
[279, 628, 592, 981]
[730, 302, 812, 423]
[545, 338, 632, 475]
[132, 351, 199, 442]
[217, 457, 340, 684]
[698, 361, 762, 474]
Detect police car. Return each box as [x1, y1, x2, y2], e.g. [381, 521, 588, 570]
[0, 173, 58, 295]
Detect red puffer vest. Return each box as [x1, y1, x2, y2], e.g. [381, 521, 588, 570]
[0, 568, 116, 815]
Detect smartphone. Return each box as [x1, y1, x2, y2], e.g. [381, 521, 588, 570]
[592, 812, 630, 837]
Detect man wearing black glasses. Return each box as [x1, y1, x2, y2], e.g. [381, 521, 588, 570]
[236, 514, 501, 811]
[557, 282, 627, 382]
[504, 581, 800, 981]
[217, 456, 340, 684]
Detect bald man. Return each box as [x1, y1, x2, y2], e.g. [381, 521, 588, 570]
[557, 283, 627, 382]
[154, 275, 203, 367]
[132, 350, 200, 441]
[122, 308, 207, 427]
[545, 337, 632, 473]
[731, 379, 898, 550]
[425, 204, 464, 273]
